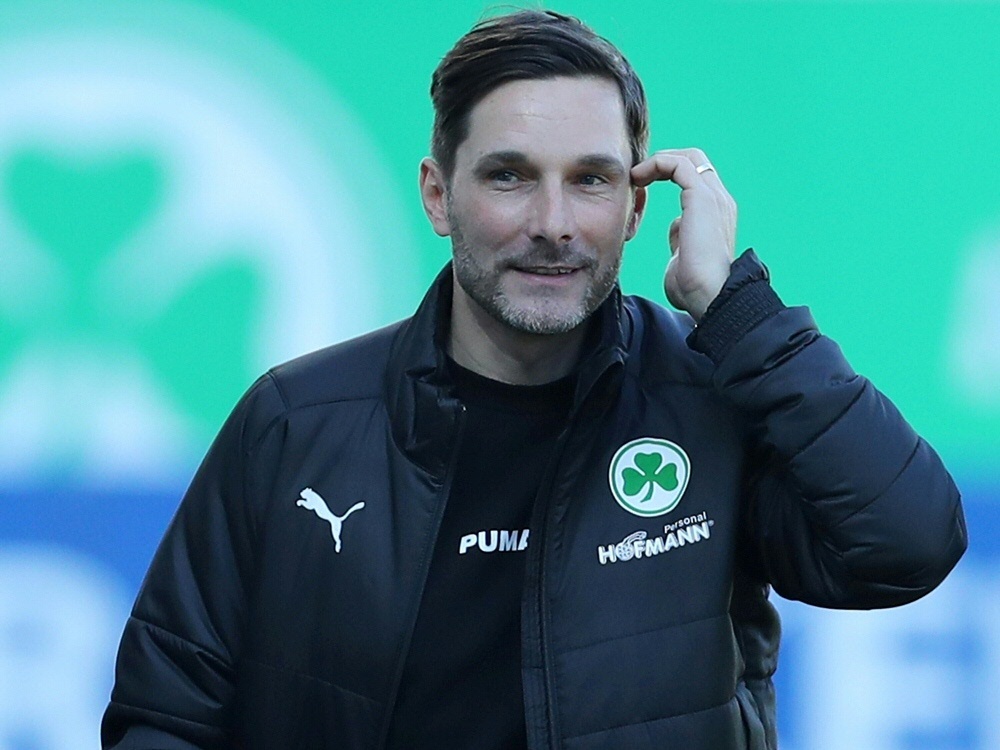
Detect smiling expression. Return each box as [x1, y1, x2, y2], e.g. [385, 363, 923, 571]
[426, 75, 645, 336]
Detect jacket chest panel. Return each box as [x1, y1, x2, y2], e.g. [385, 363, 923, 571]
[538, 388, 750, 736]
[244, 408, 431, 706]
[544, 386, 747, 653]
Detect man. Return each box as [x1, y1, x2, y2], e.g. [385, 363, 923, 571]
[102, 9, 967, 750]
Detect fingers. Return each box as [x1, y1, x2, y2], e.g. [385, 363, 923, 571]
[633, 149, 737, 236]
[630, 148, 724, 192]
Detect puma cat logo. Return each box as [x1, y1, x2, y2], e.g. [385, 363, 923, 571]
[296, 487, 365, 553]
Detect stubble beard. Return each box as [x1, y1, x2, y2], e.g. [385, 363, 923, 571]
[449, 217, 622, 336]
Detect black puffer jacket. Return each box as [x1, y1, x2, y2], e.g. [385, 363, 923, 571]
[102, 251, 967, 749]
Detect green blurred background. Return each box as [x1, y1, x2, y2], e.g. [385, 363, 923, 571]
[0, 2, 998, 748]
[4, 0, 998, 474]
[223, 0, 1000, 475]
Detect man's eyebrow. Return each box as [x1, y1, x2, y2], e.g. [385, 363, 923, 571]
[472, 151, 628, 176]
[576, 154, 628, 177]
[473, 150, 530, 172]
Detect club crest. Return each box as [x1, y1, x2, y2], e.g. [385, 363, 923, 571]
[608, 438, 691, 517]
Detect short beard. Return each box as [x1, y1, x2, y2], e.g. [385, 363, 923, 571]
[449, 213, 621, 336]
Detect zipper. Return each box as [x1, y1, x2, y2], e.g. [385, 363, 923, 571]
[527, 411, 580, 750]
[532, 465, 560, 749]
[375, 403, 466, 750]
[529, 371, 618, 749]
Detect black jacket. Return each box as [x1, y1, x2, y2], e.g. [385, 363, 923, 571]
[103, 251, 967, 749]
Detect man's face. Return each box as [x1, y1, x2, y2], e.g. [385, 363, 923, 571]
[430, 76, 644, 336]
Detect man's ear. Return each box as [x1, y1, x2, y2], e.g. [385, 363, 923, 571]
[625, 185, 647, 241]
[419, 157, 452, 237]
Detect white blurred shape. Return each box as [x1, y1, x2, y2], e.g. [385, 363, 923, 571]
[777, 568, 986, 750]
[0, 545, 130, 750]
[0, 343, 190, 482]
[0, 3, 417, 477]
[950, 231, 1000, 406]
[980, 576, 1000, 749]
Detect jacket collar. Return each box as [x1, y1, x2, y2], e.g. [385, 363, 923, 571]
[385, 263, 632, 478]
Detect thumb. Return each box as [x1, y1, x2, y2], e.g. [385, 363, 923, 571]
[668, 216, 681, 256]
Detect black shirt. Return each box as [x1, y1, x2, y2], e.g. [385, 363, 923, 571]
[386, 359, 575, 749]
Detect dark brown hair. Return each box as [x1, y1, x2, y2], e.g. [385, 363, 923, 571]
[430, 9, 648, 178]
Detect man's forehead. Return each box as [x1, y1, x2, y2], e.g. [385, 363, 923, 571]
[458, 76, 631, 167]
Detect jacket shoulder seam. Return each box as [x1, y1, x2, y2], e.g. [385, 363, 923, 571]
[265, 369, 383, 411]
[244, 388, 380, 456]
[264, 370, 291, 411]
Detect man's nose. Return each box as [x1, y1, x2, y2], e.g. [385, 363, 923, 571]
[527, 181, 576, 245]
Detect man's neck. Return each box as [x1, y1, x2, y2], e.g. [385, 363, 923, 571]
[448, 285, 589, 386]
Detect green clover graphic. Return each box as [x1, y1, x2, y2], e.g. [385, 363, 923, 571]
[3, 148, 262, 433]
[622, 452, 679, 503]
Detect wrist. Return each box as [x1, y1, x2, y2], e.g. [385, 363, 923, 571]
[686, 249, 785, 363]
[683, 290, 720, 324]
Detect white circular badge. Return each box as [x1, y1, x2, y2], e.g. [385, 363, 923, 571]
[608, 438, 691, 517]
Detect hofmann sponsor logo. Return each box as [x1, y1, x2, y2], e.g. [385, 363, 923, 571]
[597, 512, 714, 564]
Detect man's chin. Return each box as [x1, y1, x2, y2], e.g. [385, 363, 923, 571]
[492, 300, 589, 336]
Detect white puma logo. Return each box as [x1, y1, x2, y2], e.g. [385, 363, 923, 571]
[296, 487, 365, 553]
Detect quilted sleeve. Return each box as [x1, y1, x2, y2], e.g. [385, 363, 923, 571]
[101, 374, 285, 748]
[690, 251, 967, 609]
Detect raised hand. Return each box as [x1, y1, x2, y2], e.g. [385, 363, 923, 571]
[630, 148, 737, 322]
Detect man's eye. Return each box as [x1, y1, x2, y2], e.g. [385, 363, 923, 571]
[579, 174, 607, 186]
[490, 170, 519, 183]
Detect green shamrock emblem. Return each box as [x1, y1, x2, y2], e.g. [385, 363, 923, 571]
[622, 452, 679, 503]
[2, 149, 262, 433]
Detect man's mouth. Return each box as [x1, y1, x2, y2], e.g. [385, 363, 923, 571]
[516, 266, 578, 276]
